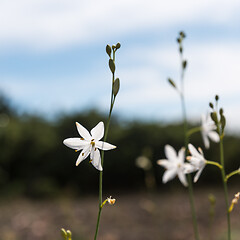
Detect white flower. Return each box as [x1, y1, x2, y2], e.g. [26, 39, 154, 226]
[63, 121, 116, 171]
[201, 113, 220, 149]
[186, 144, 206, 183]
[157, 145, 191, 187]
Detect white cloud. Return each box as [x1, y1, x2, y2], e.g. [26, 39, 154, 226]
[0, 0, 240, 51]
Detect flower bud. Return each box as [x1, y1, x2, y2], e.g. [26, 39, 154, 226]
[209, 102, 214, 109]
[179, 31, 186, 38]
[179, 46, 183, 53]
[167, 78, 176, 89]
[106, 45, 111, 57]
[113, 78, 120, 96]
[210, 112, 218, 124]
[116, 43, 121, 49]
[109, 59, 115, 73]
[182, 60, 187, 69]
[215, 95, 219, 101]
[220, 114, 226, 132]
[219, 108, 223, 116]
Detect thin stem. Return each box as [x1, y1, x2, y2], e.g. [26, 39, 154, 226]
[94, 49, 117, 240]
[216, 121, 231, 240]
[179, 48, 200, 240]
[225, 169, 240, 182]
[187, 126, 202, 137]
[205, 160, 223, 170]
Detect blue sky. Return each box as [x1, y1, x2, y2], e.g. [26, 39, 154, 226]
[0, 0, 240, 131]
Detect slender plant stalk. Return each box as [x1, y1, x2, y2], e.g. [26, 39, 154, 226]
[225, 169, 240, 182]
[219, 136, 231, 240]
[179, 37, 200, 240]
[94, 48, 117, 240]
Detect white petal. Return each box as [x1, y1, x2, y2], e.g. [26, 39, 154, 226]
[194, 166, 205, 183]
[165, 145, 177, 162]
[188, 144, 202, 159]
[91, 149, 103, 171]
[162, 168, 177, 183]
[178, 147, 185, 163]
[208, 131, 220, 143]
[157, 159, 173, 169]
[178, 170, 188, 187]
[75, 122, 91, 140]
[187, 157, 202, 167]
[202, 132, 210, 149]
[95, 141, 116, 150]
[90, 121, 104, 141]
[76, 145, 90, 166]
[184, 163, 197, 174]
[63, 138, 88, 150]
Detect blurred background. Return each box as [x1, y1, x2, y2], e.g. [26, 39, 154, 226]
[0, 0, 240, 239]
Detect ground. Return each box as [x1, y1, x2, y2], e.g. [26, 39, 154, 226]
[0, 187, 239, 240]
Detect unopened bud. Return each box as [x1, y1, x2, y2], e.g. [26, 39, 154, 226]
[210, 112, 218, 124]
[113, 78, 120, 96]
[116, 43, 121, 49]
[109, 59, 115, 73]
[106, 45, 111, 57]
[182, 60, 187, 69]
[179, 46, 183, 53]
[208, 194, 216, 205]
[167, 78, 176, 89]
[179, 31, 186, 38]
[220, 114, 226, 132]
[209, 102, 214, 109]
[112, 44, 116, 49]
[215, 95, 219, 101]
[219, 108, 223, 116]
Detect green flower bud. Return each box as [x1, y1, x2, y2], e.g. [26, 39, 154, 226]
[215, 95, 219, 101]
[109, 59, 115, 73]
[112, 44, 116, 49]
[220, 114, 226, 132]
[219, 108, 224, 116]
[210, 111, 218, 124]
[167, 78, 176, 89]
[176, 37, 181, 43]
[179, 46, 183, 53]
[116, 43, 121, 49]
[179, 31, 186, 38]
[182, 60, 187, 69]
[209, 102, 214, 109]
[106, 45, 111, 58]
[113, 78, 120, 96]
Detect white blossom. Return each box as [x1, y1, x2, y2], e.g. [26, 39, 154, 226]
[63, 121, 116, 171]
[157, 145, 191, 187]
[186, 144, 206, 183]
[201, 113, 220, 149]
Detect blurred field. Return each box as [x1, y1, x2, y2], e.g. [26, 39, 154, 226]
[0, 187, 239, 240]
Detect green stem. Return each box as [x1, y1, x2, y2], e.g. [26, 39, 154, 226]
[180, 51, 200, 240]
[94, 50, 117, 240]
[205, 160, 222, 170]
[187, 126, 202, 137]
[218, 134, 231, 240]
[225, 169, 240, 182]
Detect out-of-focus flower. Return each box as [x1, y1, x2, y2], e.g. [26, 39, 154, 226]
[229, 192, 240, 213]
[135, 156, 152, 170]
[63, 121, 116, 171]
[186, 144, 206, 183]
[157, 145, 191, 187]
[107, 196, 116, 205]
[201, 114, 220, 149]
